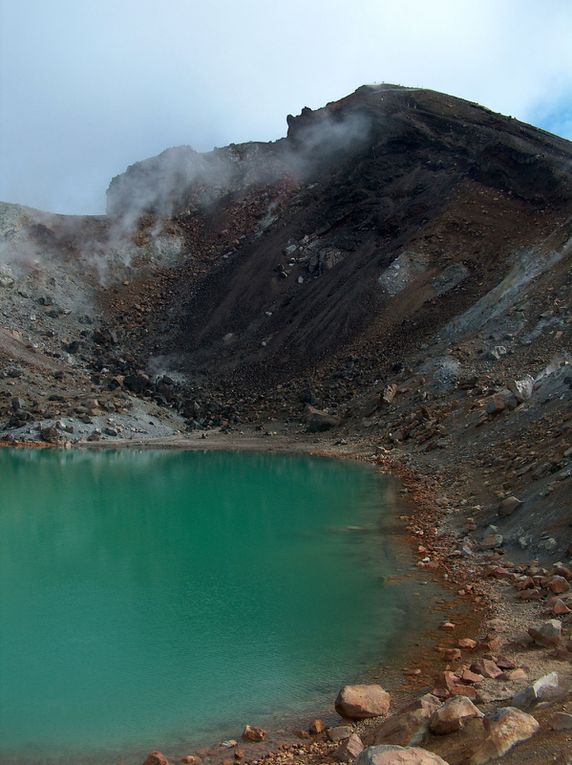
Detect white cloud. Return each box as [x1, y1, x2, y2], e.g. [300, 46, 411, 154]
[1, 0, 571, 214]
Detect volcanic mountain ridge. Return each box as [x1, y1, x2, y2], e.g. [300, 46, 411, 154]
[0, 84, 571, 565]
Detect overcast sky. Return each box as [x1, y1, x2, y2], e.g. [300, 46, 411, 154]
[1, 0, 571, 215]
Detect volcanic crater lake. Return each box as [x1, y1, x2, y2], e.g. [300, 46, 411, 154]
[0, 448, 411, 761]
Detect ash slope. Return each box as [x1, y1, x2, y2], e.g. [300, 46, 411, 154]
[1, 83, 572, 563]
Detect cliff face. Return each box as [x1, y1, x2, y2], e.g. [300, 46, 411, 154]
[102, 85, 572, 389]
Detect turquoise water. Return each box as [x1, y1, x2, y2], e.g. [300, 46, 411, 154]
[0, 449, 405, 761]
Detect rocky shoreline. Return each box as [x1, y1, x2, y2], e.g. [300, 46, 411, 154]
[3, 432, 571, 765]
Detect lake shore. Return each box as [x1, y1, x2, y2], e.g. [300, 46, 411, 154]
[1, 429, 498, 765]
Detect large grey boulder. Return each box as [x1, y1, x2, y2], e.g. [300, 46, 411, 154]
[512, 672, 561, 710]
[467, 707, 539, 765]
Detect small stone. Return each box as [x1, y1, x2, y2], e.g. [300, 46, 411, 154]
[220, 740, 237, 749]
[335, 684, 391, 719]
[553, 564, 572, 580]
[450, 684, 478, 699]
[481, 526, 503, 549]
[498, 496, 523, 517]
[181, 757, 201, 764]
[458, 638, 478, 649]
[327, 725, 354, 742]
[528, 619, 562, 647]
[495, 656, 516, 670]
[440, 621, 456, 631]
[551, 599, 571, 615]
[470, 659, 502, 679]
[429, 695, 484, 735]
[241, 725, 266, 742]
[143, 753, 169, 765]
[381, 384, 398, 405]
[461, 668, 484, 684]
[434, 670, 461, 694]
[548, 576, 570, 594]
[334, 733, 364, 761]
[517, 588, 542, 601]
[309, 719, 326, 735]
[512, 672, 561, 709]
[499, 668, 527, 682]
[551, 712, 572, 731]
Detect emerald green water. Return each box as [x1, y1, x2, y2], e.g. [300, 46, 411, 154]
[0, 449, 405, 761]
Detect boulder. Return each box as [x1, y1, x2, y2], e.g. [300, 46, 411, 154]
[550, 712, 572, 730]
[373, 694, 442, 747]
[508, 375, 534, 403]
[528, 620, 562, 647]
[512, 672, 561, 710]
[306, 405, 341, 432]
[356, 745, 449, 765]
[241, 725, 266, 742]
[124, 370, 151, 394]
[327, 725, 354, 742]
[40, 425, 62, 443]
[429, 696, 483, 735]
[381, 384, 398, 405]
[484, 391, 514, 415]
[335, 684, 391, 719]
[467, 707, 539, 765]
[143, 753, 169, 765]
[498, 496, 522, 517]
[470, 659, 502, 679]
[480, 526, 503, 550]
[334, 733, 364, 761]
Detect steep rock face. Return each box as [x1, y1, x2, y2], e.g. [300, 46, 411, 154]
[109, 85, 571, 389]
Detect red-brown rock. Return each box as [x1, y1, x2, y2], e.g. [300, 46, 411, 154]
[548, 576, 570, 594]
[334, 733, 364, 761]
[144, 753, 169, 765]
[309, 719, 326, 734]
[335, 684, 391, 719]
[241, 725, 266, 742]
[470, 659, 502, 679]
[429, 695, 484, 735]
